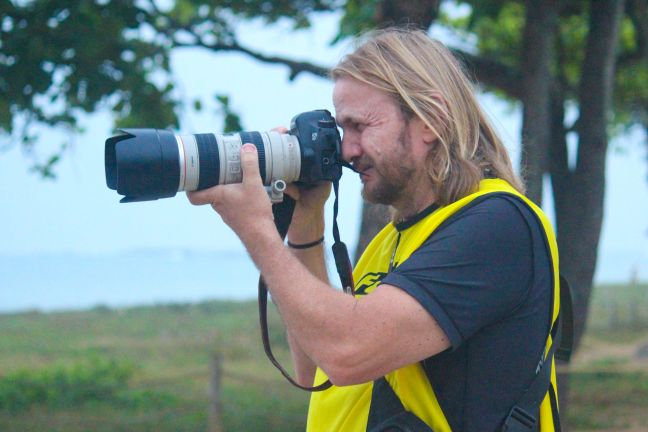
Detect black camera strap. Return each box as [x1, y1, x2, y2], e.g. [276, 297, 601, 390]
[332, 178, 355, 296]
[258, 195, 332, 391]
[258, 177, 354, 392]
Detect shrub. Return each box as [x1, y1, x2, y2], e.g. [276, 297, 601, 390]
[0, 358, 133, 413]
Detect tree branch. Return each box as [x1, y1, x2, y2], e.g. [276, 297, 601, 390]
[176, 37, 524, 99]
[151, 6, 523, 95]
[147, 4, 522, 96]
[450, 49, 523, 99]
[180, 39, 331, 81]
[149, 8, 331, 81]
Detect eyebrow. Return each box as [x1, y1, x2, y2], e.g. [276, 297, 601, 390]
[336, 114, 361, 128]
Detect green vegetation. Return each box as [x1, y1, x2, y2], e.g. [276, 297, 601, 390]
[0, 283, 646, 431]
[0, 301, 308, 431]
[0, 357, 136, 413]
[566, 282, 648, 430]
[587, 282, 648, 338]
[567, 371, 648, 431]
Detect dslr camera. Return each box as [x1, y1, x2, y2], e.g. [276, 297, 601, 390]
[105, 110, 342, 202]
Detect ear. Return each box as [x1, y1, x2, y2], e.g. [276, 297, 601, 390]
[416, 92, 448, 146]
[420, 119, 438, 145]
[409, 116, 438, 147]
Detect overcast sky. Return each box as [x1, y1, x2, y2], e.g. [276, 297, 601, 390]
[1, 13, 646, 283]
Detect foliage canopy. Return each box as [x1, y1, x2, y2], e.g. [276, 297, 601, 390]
[1, 1, 645, 176]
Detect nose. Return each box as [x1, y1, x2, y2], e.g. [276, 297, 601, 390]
[341, 132, 362, 162]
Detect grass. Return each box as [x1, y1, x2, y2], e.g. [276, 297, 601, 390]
[564, 282, 648, 431]
[0, 301, 309, 431]
[567, 371, 648, 430]
[0, 282, 647, 431]
[587, 282, 648, 336]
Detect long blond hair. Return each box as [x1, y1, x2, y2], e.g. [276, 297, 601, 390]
[331, 28, 524, 205]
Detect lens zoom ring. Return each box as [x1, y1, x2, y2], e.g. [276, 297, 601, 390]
[239, 132, 266, 182]
[195, 134, 220, 189]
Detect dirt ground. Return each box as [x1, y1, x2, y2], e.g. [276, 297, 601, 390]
[572, 335, 648, 372]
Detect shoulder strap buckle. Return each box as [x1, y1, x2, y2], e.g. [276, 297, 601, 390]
[502, 405, 537, 431]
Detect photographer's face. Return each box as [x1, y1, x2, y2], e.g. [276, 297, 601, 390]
[333, 78, 426, 208]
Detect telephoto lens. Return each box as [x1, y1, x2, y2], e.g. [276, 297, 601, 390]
[105, 110, 342, 203]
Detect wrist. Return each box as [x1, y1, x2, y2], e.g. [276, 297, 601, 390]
[287, 236, 324, 249]
[287, 211, 325, 245]
[240, 220, 282, 253]
[291, 203, 325, 222]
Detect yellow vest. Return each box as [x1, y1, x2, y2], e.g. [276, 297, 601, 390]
[307, 179, 561, 431]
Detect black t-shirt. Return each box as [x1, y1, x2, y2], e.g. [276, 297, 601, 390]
[381, 194, 553, 431]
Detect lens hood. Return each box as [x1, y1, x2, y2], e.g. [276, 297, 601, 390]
[105, 129, 180, 202]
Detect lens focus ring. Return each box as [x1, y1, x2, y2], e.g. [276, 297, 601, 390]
[239, 132, 266, 183]
[195, 134, 220, 190]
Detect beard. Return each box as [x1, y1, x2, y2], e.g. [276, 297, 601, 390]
[360, 126, 416, 206]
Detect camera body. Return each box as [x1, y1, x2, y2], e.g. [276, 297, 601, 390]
[105, 110, 342, 203]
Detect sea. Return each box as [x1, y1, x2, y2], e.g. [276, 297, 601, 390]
[0, 249, 265, 313]
[1, 248, 645, 314]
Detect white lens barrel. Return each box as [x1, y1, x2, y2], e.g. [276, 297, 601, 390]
[215, 133, 245, 185]
[264, 131, 301, 184]
[176, 130, 302, 189]
[176, 134, 200, 191]
[214, 131, 301, 185]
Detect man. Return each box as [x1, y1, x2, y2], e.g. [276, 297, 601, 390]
[188, 29, 561, 431]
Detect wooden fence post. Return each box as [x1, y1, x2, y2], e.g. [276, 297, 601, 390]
[607, 283, 619, 329]
[209, 353, 223, 432]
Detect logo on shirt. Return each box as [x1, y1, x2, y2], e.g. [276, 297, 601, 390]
[354, 272, 387, 296]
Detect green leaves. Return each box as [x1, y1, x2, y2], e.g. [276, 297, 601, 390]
[5, 0, 645, 177]
[471, 1, 524, 68]
[2, 0, 344, 177]
[334, 0, 381, 43]
[30, 151, 62, 180]
[1, 0, 178, 174]
[446, 0, 647, 132]
[216, 94, 243, 132]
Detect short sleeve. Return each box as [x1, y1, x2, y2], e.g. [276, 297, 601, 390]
[381, 196, 536, 349]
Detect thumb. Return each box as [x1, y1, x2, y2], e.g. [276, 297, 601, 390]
[240, 143, 262, 185]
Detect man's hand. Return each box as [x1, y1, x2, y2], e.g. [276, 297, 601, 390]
[270, 126, 331, 214]
[186, 143, 276, 246]
[266, 126, 331, 245]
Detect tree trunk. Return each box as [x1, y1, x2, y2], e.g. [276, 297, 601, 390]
[553, 0, 625, 353]
[520, 0, 559, 205]
[549, 90, 574, 426]
[550, 3, 624, 425]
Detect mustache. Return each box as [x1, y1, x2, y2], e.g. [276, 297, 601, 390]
[350, 157, 373, 174]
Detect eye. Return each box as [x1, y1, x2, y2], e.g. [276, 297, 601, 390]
[348, 120, 363, 131]
[338, 118, 365, 136]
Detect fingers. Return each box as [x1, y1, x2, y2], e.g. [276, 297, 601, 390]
[240, 143, 262, 185]
[187, 143, 261, 206]
[271, 126, 289, 134]
[284, 184, 301, 201]
[186, 187, 220, 206]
